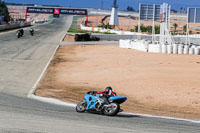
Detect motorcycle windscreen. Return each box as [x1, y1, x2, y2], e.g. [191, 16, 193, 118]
[108, 96, 127, 104]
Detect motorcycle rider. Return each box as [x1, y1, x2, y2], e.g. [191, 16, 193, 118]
[16, 29, 21, 38]
[96, 86, 116, 104]
[20, 28, 24, 37]
[29, 28, 34, 36]
[97, 86, 123, 112]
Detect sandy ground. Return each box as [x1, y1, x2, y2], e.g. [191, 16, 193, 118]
[63, 34, 75, 42]
[36, 44, 200, 120]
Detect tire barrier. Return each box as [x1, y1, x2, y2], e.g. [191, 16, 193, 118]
[173, 44, 178, 54]
[194, 48, 200, 55]
[183, 45, 189, 54]
[161, 45, 167, 54]
[189, 48, 194, 55]
[178, 45, 184, 54]
[167, 45, 173, 54]
[119, 39, 200, 55]
[74, 34, 100, 41]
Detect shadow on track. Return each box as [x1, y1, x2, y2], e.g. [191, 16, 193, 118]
[86, 110, 140, 118]
[116, 113, 140, 118]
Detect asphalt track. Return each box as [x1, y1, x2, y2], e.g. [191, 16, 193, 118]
[0, 15, 200, 133]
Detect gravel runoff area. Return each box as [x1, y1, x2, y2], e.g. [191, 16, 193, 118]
[36, 44, 200, 120]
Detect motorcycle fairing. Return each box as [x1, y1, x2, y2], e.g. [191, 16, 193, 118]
[84, 94, 104, 110]
[108, 96, 127, 104]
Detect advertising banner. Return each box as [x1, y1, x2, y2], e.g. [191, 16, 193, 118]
[27, 7, 54, 14]
[139, 4, 160, 21]
[54, 8, 60, 15]
[60, 9, 87, 15]
[27, 7, 87, 16]
[188, 7, 200, 23]
[160, 3, 170, 22]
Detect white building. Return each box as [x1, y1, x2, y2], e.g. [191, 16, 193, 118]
[109, 0, 119, 26]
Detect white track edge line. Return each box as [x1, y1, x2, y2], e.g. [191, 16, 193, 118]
[59, 16, 73, 43]
[60, 30, 68, 43]
[28, 16, 72, 97]
[29, 93, 200, 124]
[120, 112, 200, 124]
[29, 94, 76, 107]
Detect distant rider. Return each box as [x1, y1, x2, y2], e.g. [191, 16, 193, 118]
[30, 28, 34, 36]
[20, 28, 24, 36]
[16, 29, 21, 38]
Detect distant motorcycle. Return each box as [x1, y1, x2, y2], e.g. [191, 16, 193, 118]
[29, 28, 34, 36]
[20, 28, 24, 37]
[16, 30, 22, 38]
[76, 91, 127, 116]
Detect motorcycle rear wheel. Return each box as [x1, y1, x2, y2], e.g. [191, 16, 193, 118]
[103, 103, 120, 116]
[76, 101, 87, 113]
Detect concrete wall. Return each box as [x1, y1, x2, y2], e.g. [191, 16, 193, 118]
[80, 24, 143, 35]
[0, 22, 31, 31]
[91, 34, 152, 41]
[91, 34, 200, 45]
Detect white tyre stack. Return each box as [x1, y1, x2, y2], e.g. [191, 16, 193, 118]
[167, 45, 173, 54]
[183, 45, 189, 54]
[189, 48, 194, 55]
[194, 48, 200, 55]
[173, 44, 178, 54]
[161, 45, 167, 53]
[178, 44, 184, 54]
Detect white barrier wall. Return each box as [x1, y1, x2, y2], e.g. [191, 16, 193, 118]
[130, 40, 149, 52]
[119, 39, 200, 55]
[175, 34, 200, 38]
[148, 44, 161, 53]
[80, 24, 93, 31]
[119, 40, 130, 48]
[80, 24, 145, 35]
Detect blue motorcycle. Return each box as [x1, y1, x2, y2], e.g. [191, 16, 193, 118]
[76, 91, 127, 116]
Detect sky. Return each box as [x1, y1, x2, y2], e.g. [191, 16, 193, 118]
[4, 0, 200, 11]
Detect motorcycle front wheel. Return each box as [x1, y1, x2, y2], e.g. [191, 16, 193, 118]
[103, 103, 120, 116]
[76, 101, 87, 113]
